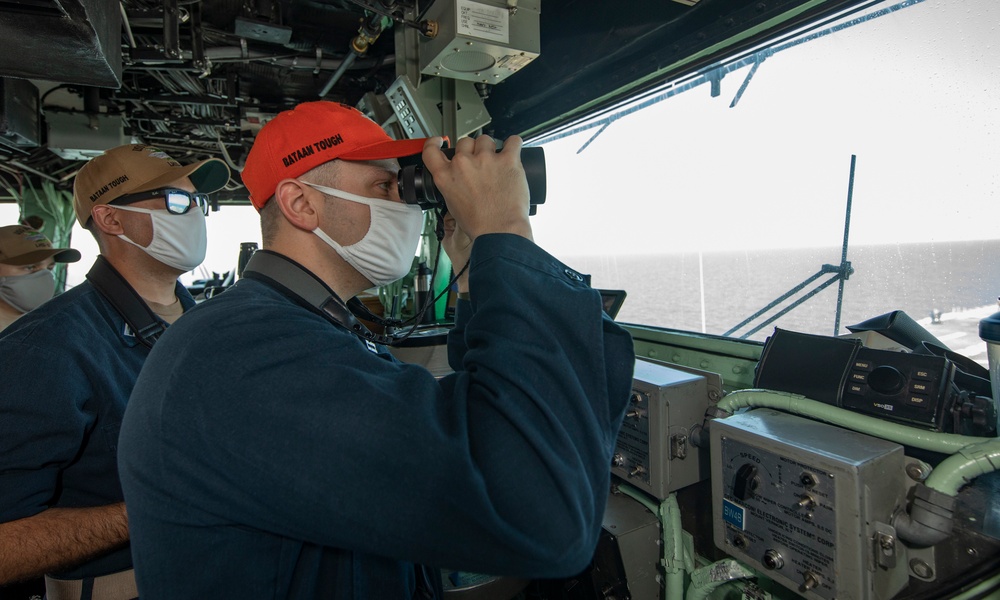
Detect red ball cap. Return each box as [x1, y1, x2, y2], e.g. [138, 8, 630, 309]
[242, 101, 430, 210]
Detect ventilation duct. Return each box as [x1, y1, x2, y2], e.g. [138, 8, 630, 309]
[0, 0, 121, 87]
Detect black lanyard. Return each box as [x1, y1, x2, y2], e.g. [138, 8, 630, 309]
[241, 250, 394, 347]
[85, 256, 165, 349]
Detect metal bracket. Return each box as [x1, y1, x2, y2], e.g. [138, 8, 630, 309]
[190, 2, 206, 72]
[670, 433, 689, 460]
[162, 0, 181, 59]
[873, 523, 898, 569]
[730, 52, 768, 108]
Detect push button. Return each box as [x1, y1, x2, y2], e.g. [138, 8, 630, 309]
[913, 369, 934, 381]
[910, 381, 931, 394]
[846, 382, 867, 395]
[852, 359, 874, 372]
[849, 372, 868, 384]
[907, 394, 930, 408]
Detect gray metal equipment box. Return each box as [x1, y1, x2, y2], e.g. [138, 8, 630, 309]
[385, 75, 490, 140]
[612, 359, 717, 500]
[600, 491, 662, 600]
[711, 409, 910, 600]
[47, 112, 127, 161]
[419, 0, 540, 84]
[0, 78, 40, 149]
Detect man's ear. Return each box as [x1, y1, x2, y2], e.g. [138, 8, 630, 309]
[90, 205, 126, 237]
[274, 179, 321, 232]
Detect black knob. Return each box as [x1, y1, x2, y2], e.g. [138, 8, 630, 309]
[868, 365, 905, 394]
[734, 464, 759, 501]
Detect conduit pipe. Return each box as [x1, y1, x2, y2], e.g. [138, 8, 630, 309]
[319, 51, 358, 98]
[215, 134, 243, 173]
[925, 438, 1000, 496]
[151, 47, 392, 71]
[319, 12, 389, 97]
[894, 438, 1000, 546]
[713, 389, 992, 455]
[662, 493, 688, 599]
[893, 483, 956, 547]
[616, 485, 692, 599]
[685, 559, 757, 600]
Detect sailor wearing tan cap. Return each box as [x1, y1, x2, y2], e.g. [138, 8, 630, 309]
[0, 144, 229, 600]
[0, 224, 81, 332]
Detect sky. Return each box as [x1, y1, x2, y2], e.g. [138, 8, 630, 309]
[527, 0, 1000, 258]
[2, 0, 998, 285]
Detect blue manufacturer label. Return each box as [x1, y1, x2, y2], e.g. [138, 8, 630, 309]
[722, 498, 746, 530]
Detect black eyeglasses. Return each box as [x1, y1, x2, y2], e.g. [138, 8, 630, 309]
[113, 188, 211, 216]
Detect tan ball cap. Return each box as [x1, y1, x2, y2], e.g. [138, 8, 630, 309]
[0, 225, 81, 266]
[73, 144, 231, 227]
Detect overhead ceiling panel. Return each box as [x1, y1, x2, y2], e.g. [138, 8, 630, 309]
[487, 0, 872, 139]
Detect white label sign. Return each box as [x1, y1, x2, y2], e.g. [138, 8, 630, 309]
[457, 0, 509, 44]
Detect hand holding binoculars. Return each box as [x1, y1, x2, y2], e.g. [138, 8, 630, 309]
[396, 146, 546, 215]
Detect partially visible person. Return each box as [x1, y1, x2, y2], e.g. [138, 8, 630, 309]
[120, 101, 635, 598]
[0, 225, 81, 332]
[0, 224, 81, 600]
[0, 144, 229, 600]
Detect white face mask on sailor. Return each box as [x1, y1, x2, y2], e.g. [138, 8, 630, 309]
[0, 268, 56, 313]
[302, 181, 424, 286]
[115, 206, 209, 272]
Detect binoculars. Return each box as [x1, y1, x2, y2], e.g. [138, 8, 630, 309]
[397, 146, 547, 214]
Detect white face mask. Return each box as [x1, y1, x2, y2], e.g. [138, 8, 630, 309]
[302, 181, 424, 286]
[115, 206, 208, 272]
[0, 268, 56, 313]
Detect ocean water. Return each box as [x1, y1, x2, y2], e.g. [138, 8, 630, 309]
[565, 239, 1000, 343]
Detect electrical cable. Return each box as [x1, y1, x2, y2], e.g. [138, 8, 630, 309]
[381, 257, 468, 346]
[215, 133, 244, 173]
[343, 0, 426, 31]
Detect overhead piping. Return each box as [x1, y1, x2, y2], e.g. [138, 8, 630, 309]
[319, 11, 391, 98]
[708, 390, 993, 455]
[121, 2, 137, 48]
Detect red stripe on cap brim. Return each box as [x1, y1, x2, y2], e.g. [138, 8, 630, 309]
[338, 138, 430, 161]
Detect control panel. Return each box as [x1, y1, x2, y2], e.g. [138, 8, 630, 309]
[384, 75, 490, 140]
[612, 359, 718, 500]
[711, 409, 909, 600]
[754, 328, 976, 434]
[842, 347, 952, 429]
